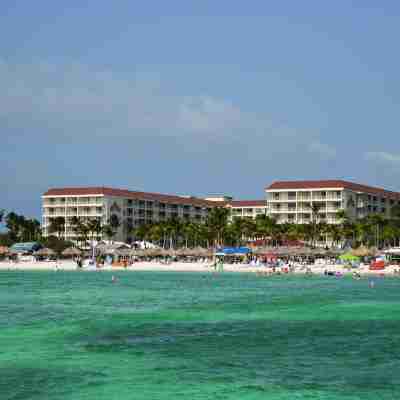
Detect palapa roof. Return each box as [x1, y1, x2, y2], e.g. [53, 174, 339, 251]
[34, 247, 55, 256]
[62, 247, 82, 256]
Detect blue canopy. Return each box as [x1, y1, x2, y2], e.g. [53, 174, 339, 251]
[10, 242, 42, 253]
[216, 247, 251, 255]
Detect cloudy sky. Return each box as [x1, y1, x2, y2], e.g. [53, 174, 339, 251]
[2, 1, 400, 218]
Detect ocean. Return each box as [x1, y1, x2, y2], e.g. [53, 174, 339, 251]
[1, 270, 399, 399]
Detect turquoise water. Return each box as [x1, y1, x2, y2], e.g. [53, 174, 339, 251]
[1, 271, 400, 399]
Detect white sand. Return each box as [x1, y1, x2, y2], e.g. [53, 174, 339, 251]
[0, 260, 398, 276]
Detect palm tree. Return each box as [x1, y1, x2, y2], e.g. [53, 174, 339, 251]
[5, 212, 26, 242]
[326, 224, 342, 248]
[307, 203, 323, 247]
[21, 218, 41, 241]
[108, 214, 120, 241]
[70, 217, 90, 247]
[205, 207, 230, 247]
[102, 224, 114, 242]
[49, 216, 66, 239]
[87, 218, 102, 242]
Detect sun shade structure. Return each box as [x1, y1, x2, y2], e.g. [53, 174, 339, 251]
[34, 248, 56, 256]
[62, 247, 82, 257]
[216, 247, 251, 256]
[10, 242, 42, 254]
[351, 245, 377, 257]
[0, 246, 10, 255]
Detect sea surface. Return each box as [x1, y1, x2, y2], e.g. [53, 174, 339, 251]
[1, 271, 399, 400]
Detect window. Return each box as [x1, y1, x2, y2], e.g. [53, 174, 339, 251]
[273, 193, 280, 200]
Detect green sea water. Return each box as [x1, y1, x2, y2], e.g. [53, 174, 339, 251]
[1, 271, 400, 400]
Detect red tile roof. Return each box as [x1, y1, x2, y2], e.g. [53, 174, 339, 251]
[266, 180, 400, 199]
[228, 200, 266, 207]
[43, 187, 215, 207]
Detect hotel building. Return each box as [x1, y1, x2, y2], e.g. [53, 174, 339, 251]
[42, 187, 215, 243]
[42, 187, 268, 243]
[266, 180, 400, 224]
[226, 200, 267, 221]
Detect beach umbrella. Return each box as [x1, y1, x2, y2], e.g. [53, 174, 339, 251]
[114, 248, 131, 257]
[312, 248, 328, 256]
[142, 248, 162, 257]
[0, 246, 10, 255]
[174, 248, 190, 256]
[193, 246, 208, 256]
[351, 245, 376, 257]
[204, 249, 214, 257]
[34, 248, 55, 256]
[133, 249, 146, 257]
[62, 247, 82, 257]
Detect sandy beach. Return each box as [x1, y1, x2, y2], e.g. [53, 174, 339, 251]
[1, 260, 398, 276]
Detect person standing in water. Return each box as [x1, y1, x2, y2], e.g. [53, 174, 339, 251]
[369, 280, 375, 288]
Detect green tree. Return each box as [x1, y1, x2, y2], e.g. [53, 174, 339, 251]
[49, 216, 66, 239]
[205, 207, 230, 247]
[108, 214, 120, 241]
[5, 212, 25, 242]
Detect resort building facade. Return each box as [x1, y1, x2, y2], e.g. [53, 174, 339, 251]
[42, 187, 267, 243]
[42, 187, 215, 243]
[266, 180, 400, 224]
[226, 200, 267, 221]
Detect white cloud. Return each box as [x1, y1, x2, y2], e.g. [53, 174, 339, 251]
[177, 96, 242, 134]
[0, 60, 303, 146]
[308, 141, 337, 159]
[365, 151, 400, 165]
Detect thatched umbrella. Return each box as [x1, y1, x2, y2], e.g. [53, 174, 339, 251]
[62, 247, 82, 257]
[311, 248, 328, 256]
[114, 248, 131, 257]
[351, 245, 376, 257]
[132, 249, 146, 257]
[34, 248, 55, 257]
[204, 248, 214, 258]
[0, 246, 10, 255]
[141, 248, 160, 257]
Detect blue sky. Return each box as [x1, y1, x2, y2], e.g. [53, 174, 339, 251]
[2, 1, 400, 218]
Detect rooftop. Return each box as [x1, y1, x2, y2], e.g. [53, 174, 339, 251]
[266, 180, 400, 199]
[43, 187, 215, 207]
[227, 200, 266, 207]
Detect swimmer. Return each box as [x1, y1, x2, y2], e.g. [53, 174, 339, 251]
[111, 275, 117, 283]
[369, 280, 375, 288]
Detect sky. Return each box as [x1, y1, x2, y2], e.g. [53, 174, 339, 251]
[2, 1, 400, 219]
